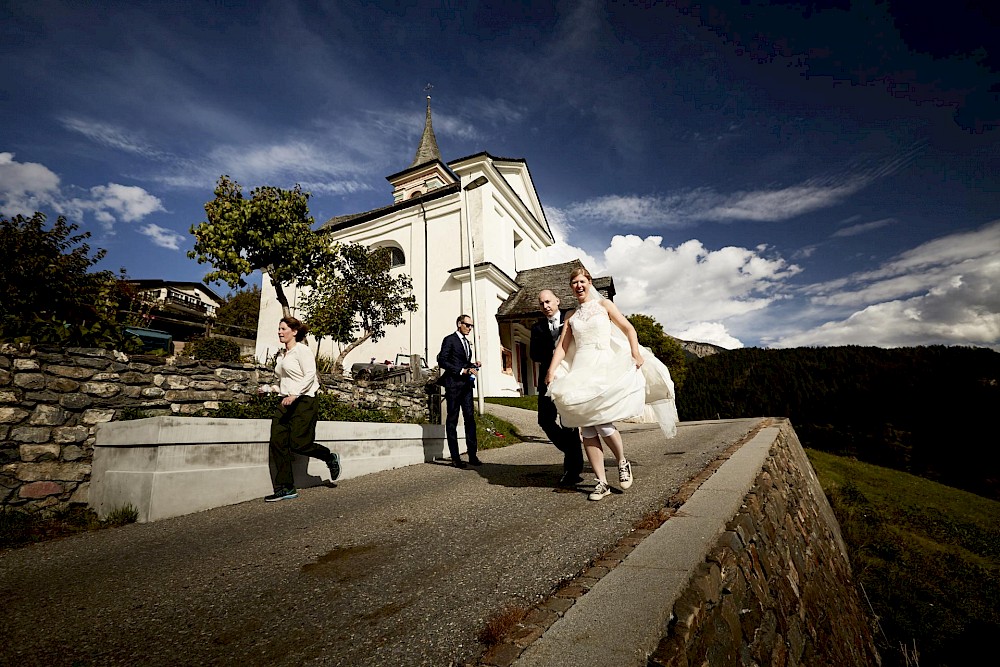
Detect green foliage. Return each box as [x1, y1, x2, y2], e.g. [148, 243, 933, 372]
[188, 176, 333, 316]
[117, 407, 152, 421]
[205, 393, 418, 423]
[628, 313, 687, 389]
[103, 504, 139, 527]
[682, 345, 1000, 500]
[486, 395, 539, 411]
[186, 336, 241, 362]
[213, 285, 261, 338]
[808, 449, 1000, 667]
[0, 213, 142, 348]
[300, 243, 418, 374]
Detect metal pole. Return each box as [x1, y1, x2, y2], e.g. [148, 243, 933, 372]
[463, 176, 487, 415]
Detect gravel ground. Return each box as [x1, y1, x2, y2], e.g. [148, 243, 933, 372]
[0, 413, 761, 666]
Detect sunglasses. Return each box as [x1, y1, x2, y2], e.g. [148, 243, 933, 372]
[460, 322, 474, 328]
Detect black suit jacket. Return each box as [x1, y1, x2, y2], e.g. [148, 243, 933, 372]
[437, 331, 476, 391]
[530, 309, 571, 392]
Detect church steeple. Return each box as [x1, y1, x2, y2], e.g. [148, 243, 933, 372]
[410, 96, 442, 167]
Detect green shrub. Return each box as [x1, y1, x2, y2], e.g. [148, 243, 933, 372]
[203, 393, 418, 424]
[103, 504, 139, 526]
[186, 336, 241, 362]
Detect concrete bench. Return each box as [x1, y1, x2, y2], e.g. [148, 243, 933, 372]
[90, 416, 463, 522]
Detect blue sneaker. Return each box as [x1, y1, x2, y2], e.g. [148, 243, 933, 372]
[327, 452, 341, 481]
[264, 488, 298, 502]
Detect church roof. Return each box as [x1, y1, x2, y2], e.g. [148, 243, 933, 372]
[318, 182, 460, 232]
[410, 96, 442, 168]
[495, 259, 616, 321]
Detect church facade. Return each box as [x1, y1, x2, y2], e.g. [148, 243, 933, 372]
[254, 98, 599, 397]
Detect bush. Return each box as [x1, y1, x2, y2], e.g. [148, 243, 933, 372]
[186, 336, 241, 362]
[205, 393, 417, 423]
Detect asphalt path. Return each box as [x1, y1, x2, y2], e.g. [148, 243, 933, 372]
[1, 412, 761, 666]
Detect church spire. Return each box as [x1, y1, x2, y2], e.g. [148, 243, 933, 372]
[410, 95, 442, 167]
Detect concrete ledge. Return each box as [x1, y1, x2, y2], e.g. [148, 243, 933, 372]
[90, 416, 463, 522]
[515, 427, 780, 666]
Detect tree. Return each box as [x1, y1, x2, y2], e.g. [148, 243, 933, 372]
[300, 244, 418, 375]
[213, 285, 261, 338]
[0, 212, 121, 341]
[188, 176, 332, 318]
[628, 313, 687, 389]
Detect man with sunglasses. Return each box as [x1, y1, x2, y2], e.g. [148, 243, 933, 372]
[437, 314, 482, 468]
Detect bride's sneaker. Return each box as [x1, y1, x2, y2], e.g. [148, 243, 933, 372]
[588, 479, 612, 501]
[618, 460, 633, 490]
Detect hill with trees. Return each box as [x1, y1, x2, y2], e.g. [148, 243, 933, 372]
[681, 345, 1000, 500]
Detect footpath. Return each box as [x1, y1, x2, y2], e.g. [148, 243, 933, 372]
[0, 409, 765, 666]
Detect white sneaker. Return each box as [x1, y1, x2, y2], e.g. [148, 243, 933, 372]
[618, 460, 633, 490]
[588, 480, 612, 501]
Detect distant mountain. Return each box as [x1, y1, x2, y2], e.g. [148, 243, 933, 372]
[668, 335, 726, 359]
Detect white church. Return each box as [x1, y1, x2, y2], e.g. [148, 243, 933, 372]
[254, 98, 615, 397]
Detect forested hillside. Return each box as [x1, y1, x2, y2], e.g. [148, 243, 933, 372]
[680, 346, 1000, 500]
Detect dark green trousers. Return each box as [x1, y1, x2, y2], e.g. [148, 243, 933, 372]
[269, 395, 332, 490]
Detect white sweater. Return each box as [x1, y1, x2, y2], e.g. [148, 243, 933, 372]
[274, 344, 319, 397]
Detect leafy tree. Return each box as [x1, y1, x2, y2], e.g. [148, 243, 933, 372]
[188, 176, 332, 318]
[300, 244, 418, 375]
[213, 285, 261, 338]
[0, 212, 124, 343]
[628, 313, 687, 389]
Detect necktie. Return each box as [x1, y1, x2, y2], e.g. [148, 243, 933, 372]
[462, 335, 470, 360]
[549, 317, 560, 339]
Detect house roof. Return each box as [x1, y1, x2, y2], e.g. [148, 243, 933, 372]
[495, 259, 616, 322]
[128, 280, 225, 304]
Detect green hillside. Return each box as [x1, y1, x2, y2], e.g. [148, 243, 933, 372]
[808, 448, 1000, 667]
[681, 346, 1000, 500]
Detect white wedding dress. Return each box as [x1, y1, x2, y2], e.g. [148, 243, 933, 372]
[547, 297, 679, 439]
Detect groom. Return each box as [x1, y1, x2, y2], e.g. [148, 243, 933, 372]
[530, 289, 583, 487]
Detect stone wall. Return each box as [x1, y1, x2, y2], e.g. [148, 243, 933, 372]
[649, 424, 881, 666]
[1, 344, 435, 516]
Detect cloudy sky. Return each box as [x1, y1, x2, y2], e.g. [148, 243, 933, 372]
[2, 0, 998, 350]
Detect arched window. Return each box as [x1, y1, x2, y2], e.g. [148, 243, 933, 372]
[388, 246, 405, 268]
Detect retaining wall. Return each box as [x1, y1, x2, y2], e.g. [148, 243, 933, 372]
[650, 423, 880, 665]
[0, 344, 434, 515]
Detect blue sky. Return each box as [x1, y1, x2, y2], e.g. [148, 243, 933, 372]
[2, 0, 998, 350]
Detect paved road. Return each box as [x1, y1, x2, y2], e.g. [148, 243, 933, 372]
[1, 414, 762, 666]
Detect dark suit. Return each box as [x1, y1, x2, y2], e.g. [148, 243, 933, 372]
[437, 331, 479, 461]
[530, 310, 583, 478]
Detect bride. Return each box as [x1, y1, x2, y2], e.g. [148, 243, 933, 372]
[545, 267, 678, 501]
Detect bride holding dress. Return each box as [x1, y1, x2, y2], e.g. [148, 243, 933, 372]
[545, 267, 678, 501]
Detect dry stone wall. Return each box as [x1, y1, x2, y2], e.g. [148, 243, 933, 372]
[649, 424, 881, 666]
[1, 344, 434, 515]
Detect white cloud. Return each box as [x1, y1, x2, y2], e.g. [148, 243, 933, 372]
[139, 223, 185, 250]
[674, 322, 745, 349]
[832, 217, 897, 237]
[0, 152, 62, 216]
[1, 153, 166, 238]
[60, 117, 168, 160]
[773, 220, 1000, 348]
[530, 231, 801, 348]
[64, 183, 165, 231]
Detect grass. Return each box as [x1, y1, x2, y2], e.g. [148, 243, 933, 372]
[1, 504, 139, 550]
[476, 411, 522, 450]
[807, 448, 1000, 667]
[486, 395, 538, 411]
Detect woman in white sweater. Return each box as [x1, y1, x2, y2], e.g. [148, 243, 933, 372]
[265, 316, 341, 502]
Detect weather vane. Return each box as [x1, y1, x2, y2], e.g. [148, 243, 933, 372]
[424, 83, 434, 94]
